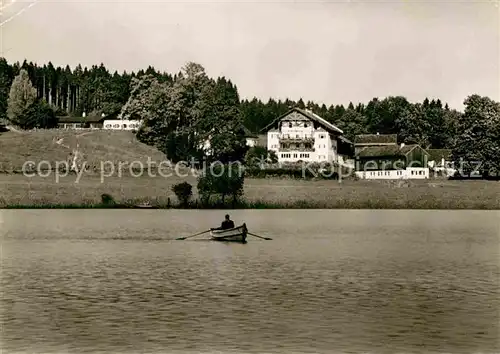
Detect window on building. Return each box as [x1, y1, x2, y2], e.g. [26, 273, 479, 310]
[304, 123, 308, 128]
[296, 134, 299, 138]
[289, 122, 292, 128]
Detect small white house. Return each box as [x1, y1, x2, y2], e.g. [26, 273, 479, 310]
[103, 120, 142, 131]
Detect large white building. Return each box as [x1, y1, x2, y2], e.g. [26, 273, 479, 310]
[263, 108, 352, 165]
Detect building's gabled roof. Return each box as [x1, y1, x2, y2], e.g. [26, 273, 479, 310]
[296, 108, 343, 134]
[57, 115, 106, 123]
[242, 125, 258, 138]
[354, 134, 398, 145]
[339, 136, 353, 145]
[426, 149, 452, 162]
[260, 108, 343, 135]
[356, 144, 425, 157]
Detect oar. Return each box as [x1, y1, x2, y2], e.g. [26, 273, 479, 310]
[176, 229, 211, 240]
[247, 232, 272, 240]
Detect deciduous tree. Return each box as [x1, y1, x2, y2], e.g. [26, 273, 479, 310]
[452, 95, 500, 176]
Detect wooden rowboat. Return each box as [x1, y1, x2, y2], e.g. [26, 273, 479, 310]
[210, 223, 248, 243]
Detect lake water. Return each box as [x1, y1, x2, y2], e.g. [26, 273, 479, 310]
[1, 209, 499, 354]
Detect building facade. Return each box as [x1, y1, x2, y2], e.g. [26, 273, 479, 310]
[103, 119, 142, 131]
[262, 108, 352, 165]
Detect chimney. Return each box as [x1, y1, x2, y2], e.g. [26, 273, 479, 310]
[400, 143, 405, 148]
[376, 132, 379, 135]
[82, 111, 86, 118]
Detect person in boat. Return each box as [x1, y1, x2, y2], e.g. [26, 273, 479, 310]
[212, 214, 235, 230]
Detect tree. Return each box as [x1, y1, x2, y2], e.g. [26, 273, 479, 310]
[336, 109, 368, 142]
[7, 69, 37, 126]
[197, 163, 245, 206]
[193, 77, 248, 163]
[172, 182, 193, 207]
[0, 58, 13, 125]
[19, 100, 58, 129]
[365, 96, 411, 134]
[245, 146, 277, 167]
[131, 63, 215, 163]
[452, 95, 500, 176]
[396, 103, 432, 146]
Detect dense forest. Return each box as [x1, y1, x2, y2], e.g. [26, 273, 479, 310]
[1, 58, 499, 174]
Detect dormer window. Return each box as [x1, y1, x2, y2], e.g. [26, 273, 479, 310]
[304, 123, 308, 128]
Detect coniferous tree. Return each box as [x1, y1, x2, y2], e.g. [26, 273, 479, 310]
[7, 69, 37, 126]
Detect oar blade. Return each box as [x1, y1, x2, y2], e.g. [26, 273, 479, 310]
[248, 232, 272, 240]
[176, 229, 211, 241]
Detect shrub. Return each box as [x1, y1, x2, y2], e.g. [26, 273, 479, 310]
[171, 182, 193, 207]
[245, 146, 278, 167]
[101, 193, 116, 206]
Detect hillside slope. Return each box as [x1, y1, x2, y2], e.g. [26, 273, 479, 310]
[0, 130, 168, 172]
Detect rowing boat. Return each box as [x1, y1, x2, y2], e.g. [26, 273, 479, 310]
[210, 223, 248, 243]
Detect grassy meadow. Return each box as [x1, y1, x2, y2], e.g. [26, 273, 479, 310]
[0, 129, 166, 172]
[1, 173, 499, 209]
[1, 129, 499, 209]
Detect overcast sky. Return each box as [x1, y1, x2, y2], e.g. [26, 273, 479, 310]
[1, 0, 499, 110]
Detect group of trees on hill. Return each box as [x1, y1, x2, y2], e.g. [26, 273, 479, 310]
[119, 62, 248, 164]
[0, 57, 499, 175]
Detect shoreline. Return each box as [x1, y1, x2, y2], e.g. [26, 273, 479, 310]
[2, 199, 499, 210]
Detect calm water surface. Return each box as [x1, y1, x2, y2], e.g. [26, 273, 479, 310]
[1, 209, 499, 354]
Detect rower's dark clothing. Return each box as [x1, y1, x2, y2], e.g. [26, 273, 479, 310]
[220, 219, 235, 230]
